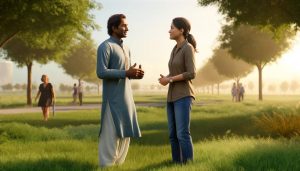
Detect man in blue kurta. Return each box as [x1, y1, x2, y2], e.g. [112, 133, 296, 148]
[96, 14, 144, 167]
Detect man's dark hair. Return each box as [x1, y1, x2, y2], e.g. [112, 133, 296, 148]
[107, 14, 126, 36]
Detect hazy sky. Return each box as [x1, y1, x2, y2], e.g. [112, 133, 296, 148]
[8, 0, 300, 88]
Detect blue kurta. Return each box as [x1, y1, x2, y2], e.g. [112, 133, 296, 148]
[97, 36, 141, 138]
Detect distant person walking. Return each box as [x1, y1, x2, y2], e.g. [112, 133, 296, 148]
[78, 80, 83, 106]
[239, 83, 245, 101]
[97, 14, 144, 167]
[35, 74, 55, 121]
[72, 83, 78, 104]
[231, 82, 237, 102]
[159, 17, 196, 164]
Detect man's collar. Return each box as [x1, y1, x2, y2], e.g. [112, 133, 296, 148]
[110, 36, 123, 46]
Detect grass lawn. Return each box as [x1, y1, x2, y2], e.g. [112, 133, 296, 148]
[0, 92, 167, 108]
[0, 95, 300, 170]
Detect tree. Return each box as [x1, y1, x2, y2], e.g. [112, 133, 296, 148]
[3, 37, 59, 104]
[248, 81, 254, 92]
[60, 38, 97, 82]
[14, 83, 21, 91]
[59, 84, 72, 92]
[210, 48, 253, 85]
[21, 84, 27, 91]
[60, 37, 100, 94]
[220, 24, 294, 100]
[1, 1, 99, 105]
[280, 81, 289, 93]
[290, 80, 299, 93]
[194, 60, 228, 95]
[268, 84, 277, 93]
[198, 0, 300, 29]
[0, 0, 100, 47]
[1, 83, 13, 91]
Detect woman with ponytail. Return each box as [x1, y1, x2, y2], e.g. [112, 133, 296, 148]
[158, 17, 196, 164]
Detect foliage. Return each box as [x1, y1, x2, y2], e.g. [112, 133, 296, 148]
[198, 0, 300, 29]
[210, 48, 253, 82]
[59, 84, 73, 92]
[60, 37, 97, 82]
[220, 24, 294, 67]
[1, 84, 13, 91]
[280, 81, 289, 93]
[194, 60, 228, 87]
[1, 1, 100, 105]
[219, 24, 295, 100]
[0, 0, 100, 47]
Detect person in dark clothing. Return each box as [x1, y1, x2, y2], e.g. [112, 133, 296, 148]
[72, 83, 78, 104]
[35, 74, 55, 121]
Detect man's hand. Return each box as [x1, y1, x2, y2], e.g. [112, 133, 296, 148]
[158, 74, 169, 86]
[126, 63, 144, 79]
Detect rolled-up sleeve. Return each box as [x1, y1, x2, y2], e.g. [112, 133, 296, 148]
[97, 43, 126, 79]
[182, 45, 196, 80]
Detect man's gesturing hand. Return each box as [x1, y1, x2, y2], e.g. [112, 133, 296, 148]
[126, 63, 144, 79]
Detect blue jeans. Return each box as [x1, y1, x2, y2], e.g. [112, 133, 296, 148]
[167, 96, 193, 163]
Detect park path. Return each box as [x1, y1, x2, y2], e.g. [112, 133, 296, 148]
[0, 102, 165, 115]
[0, 100, 220, 115]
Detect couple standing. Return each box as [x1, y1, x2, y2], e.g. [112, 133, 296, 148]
[97, 14, 196, 167]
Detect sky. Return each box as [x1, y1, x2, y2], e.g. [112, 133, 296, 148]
[4, 0, 300, 91]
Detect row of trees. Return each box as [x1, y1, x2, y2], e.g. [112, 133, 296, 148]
[0, 0, 100, 105]
[1, 83, 36, 91]
[196, 80, 300, 95]
[197, 0, 299, 100]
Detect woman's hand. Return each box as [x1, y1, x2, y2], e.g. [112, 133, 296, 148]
[158, 74, 169, 86]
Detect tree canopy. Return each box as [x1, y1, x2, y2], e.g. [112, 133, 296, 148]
[210, 48, 253, 82]
[220, 24, 294, 100]
[60, 37, 97, 82]
[0, 0, 100, 47]
[194, 60, 228, 87]
[1, 1, 100, 105]
[198, 0, 300, 29]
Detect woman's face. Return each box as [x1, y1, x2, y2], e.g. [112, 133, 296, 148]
[169, 23, 183, 40]
[42, 76, 49, 83]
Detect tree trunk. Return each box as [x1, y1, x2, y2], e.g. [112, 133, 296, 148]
[217, 83, 220, 96]
[26, 62, 33, 105]
[211, 84, 214, 95]
[257, 64, 263, 101]
[0, 31, 19, 48]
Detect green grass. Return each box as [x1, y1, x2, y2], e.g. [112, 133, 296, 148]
[0, 95, 300, 170]
[0, 92, 167, 108]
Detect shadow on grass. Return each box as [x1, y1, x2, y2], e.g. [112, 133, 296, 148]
[0, 158, 96, 171]
[231, 143, 300, 171]
[0, 119, 99, 128]
[136, 160, 175, 171]
[134, 114, 266, 146]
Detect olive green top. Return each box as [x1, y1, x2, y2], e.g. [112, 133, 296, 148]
[167, 40, 196, 102]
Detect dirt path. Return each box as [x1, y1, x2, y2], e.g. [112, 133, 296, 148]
[0, 103, 165, 115]
[0, 100, 221, 115]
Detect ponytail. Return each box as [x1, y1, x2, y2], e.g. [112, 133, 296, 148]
[187, 33, 197, 52]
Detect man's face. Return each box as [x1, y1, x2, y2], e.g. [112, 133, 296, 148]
[113, 18, 129, 39]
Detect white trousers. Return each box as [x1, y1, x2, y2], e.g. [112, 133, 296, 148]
[98, 103, 130, 167]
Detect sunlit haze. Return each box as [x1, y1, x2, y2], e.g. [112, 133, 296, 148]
[7, 0, 300, 93]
